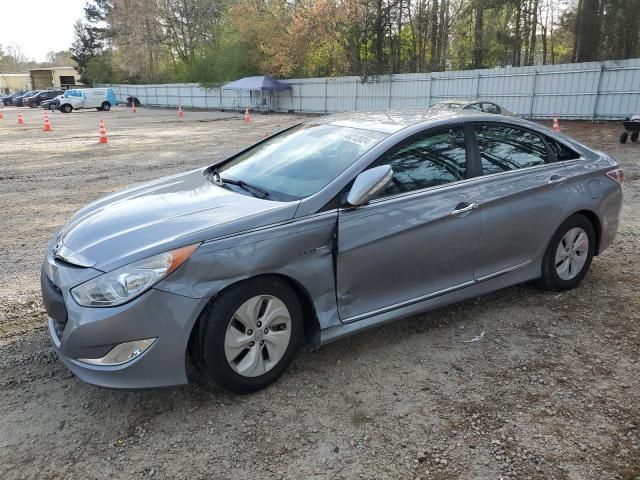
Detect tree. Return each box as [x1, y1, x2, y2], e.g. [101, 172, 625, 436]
[70, 20, 105, 81]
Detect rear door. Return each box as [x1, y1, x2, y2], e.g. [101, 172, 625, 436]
[336, 126, 482, 321]
[470, 123, 569, 280]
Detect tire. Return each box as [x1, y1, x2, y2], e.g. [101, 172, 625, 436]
[30, 101, 38, 108]
[101, 102, 111, 111]
[538, 214, 596, 291]
[620, 131, 628, 144]
[631, 131, 639, 142]
[194, 277, 303, 394]
[61, 104, 72, 113]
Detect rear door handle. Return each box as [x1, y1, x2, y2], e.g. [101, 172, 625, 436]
[451, 202, 479, 216]
[547, 175, 567, 185]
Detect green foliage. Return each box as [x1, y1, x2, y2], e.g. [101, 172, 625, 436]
[68, 0, 640, 85]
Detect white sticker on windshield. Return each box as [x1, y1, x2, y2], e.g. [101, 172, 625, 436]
[343, 133, 379, 147]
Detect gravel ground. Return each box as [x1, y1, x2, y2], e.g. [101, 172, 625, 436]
[0, 106, 638, 480]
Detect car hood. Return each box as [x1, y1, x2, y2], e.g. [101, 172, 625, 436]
[58, 168, 298, 272]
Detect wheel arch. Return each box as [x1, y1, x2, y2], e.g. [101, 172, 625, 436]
[572, 209, 603, 255]
[186, 273, 322, 366]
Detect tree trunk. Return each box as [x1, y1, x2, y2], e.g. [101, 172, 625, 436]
[576, 0, 601, 62]
[514, 1, 521, 66]
[473, 0, 484, 69]
[429, 0, 439, 70]
[527, 0, 538, 65]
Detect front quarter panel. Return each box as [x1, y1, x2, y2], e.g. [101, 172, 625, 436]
[155, 211, 341, 331]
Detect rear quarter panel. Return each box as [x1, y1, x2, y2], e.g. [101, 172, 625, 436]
[560, 154, 622, 254]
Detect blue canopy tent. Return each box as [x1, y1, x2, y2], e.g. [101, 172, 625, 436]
[222, 75, 291, 112]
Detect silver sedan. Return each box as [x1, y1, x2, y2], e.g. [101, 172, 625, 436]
[431, 99, 517, 116]
[41, 109, 623, 393]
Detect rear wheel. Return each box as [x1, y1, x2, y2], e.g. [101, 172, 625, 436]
[631, 131, 639, 142]
[30, 101, 38, 108]
[101, 102, 111, 112]
[538, 214, 595, 291]
[620, 131, 629, 144]
[194, 277, 302, 393]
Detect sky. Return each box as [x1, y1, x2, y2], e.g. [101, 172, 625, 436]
[0, 0, 87, 62]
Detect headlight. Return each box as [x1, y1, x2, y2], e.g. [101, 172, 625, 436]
[71, 244, 199, 307]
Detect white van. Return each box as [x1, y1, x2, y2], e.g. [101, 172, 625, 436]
[58, 88, 117, 113]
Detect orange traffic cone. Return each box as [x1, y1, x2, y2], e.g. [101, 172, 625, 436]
[43, 113, 52, 132]
[99, 120, 108, 144]
[18, 111, 24, 125]
[178, 105, 184, 119]
[131, 100, 137, 113]
[552, 113, 560, 132]
[243, 108, 251, 123]
[0, 110, 4, 120]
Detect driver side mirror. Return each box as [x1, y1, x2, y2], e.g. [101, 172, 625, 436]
[347, 165, 394, 206]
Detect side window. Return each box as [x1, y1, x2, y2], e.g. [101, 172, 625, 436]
[546, 137, 581, 161]
[482, 103, 500, 114]
[465, 103, 483, 111]
[370, 128, 467, 197]
[474, 125, 548, 175]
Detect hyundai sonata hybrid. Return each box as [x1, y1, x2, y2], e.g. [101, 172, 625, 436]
[41, 109, 623, 393]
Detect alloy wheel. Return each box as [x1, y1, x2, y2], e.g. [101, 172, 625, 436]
[555, 227, 589, 281]
[224, 295, 292, 377]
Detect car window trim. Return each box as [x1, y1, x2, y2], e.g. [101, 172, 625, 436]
[339, 159, 576, 212]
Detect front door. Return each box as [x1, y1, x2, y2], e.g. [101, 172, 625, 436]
[336, 126, 482, 321]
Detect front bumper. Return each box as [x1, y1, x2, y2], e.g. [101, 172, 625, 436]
[41, 257, 209, 389]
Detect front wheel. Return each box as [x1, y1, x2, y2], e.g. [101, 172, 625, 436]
[101, 102, 111, 111]
[30, 101, 38, 108]
[538, 214, 595, 291]
[61, 104, 72, 113]
[194, 277, 303, 393]
[620, 131, 629, 144]
[631, 131, 639, 142]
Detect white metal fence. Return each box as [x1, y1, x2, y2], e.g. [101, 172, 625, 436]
[105, 58, 640, 120]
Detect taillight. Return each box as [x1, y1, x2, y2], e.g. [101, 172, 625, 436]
[606, 168, 624, 185]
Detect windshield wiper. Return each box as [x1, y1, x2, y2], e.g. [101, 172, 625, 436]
[208, 169, 270, 198]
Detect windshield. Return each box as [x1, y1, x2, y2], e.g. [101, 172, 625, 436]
[216, 124, 388, 201]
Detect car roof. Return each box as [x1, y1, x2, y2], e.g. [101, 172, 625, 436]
[309, 108, 503, 134]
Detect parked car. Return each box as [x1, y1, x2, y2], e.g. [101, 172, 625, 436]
[431, 99, 516, 116]
[26, 89, 63, 108]
[1, 90, 27, 106]
[42, 109, 623, 393]
[0, 90, 25, 107]
[57, 88, 117, 113]
[11, 90, 40, 107]
[41, 94, 64, 111]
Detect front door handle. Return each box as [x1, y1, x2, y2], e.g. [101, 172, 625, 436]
[451, 202, 480, 216]
[547, 175, 567, 185]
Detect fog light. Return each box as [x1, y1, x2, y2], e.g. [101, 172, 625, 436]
[77, 338, 156, 366]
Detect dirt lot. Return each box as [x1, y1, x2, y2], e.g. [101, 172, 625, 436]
[0, 105, 638, 480]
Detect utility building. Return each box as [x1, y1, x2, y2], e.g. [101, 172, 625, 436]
[29, 67, 83, 90]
